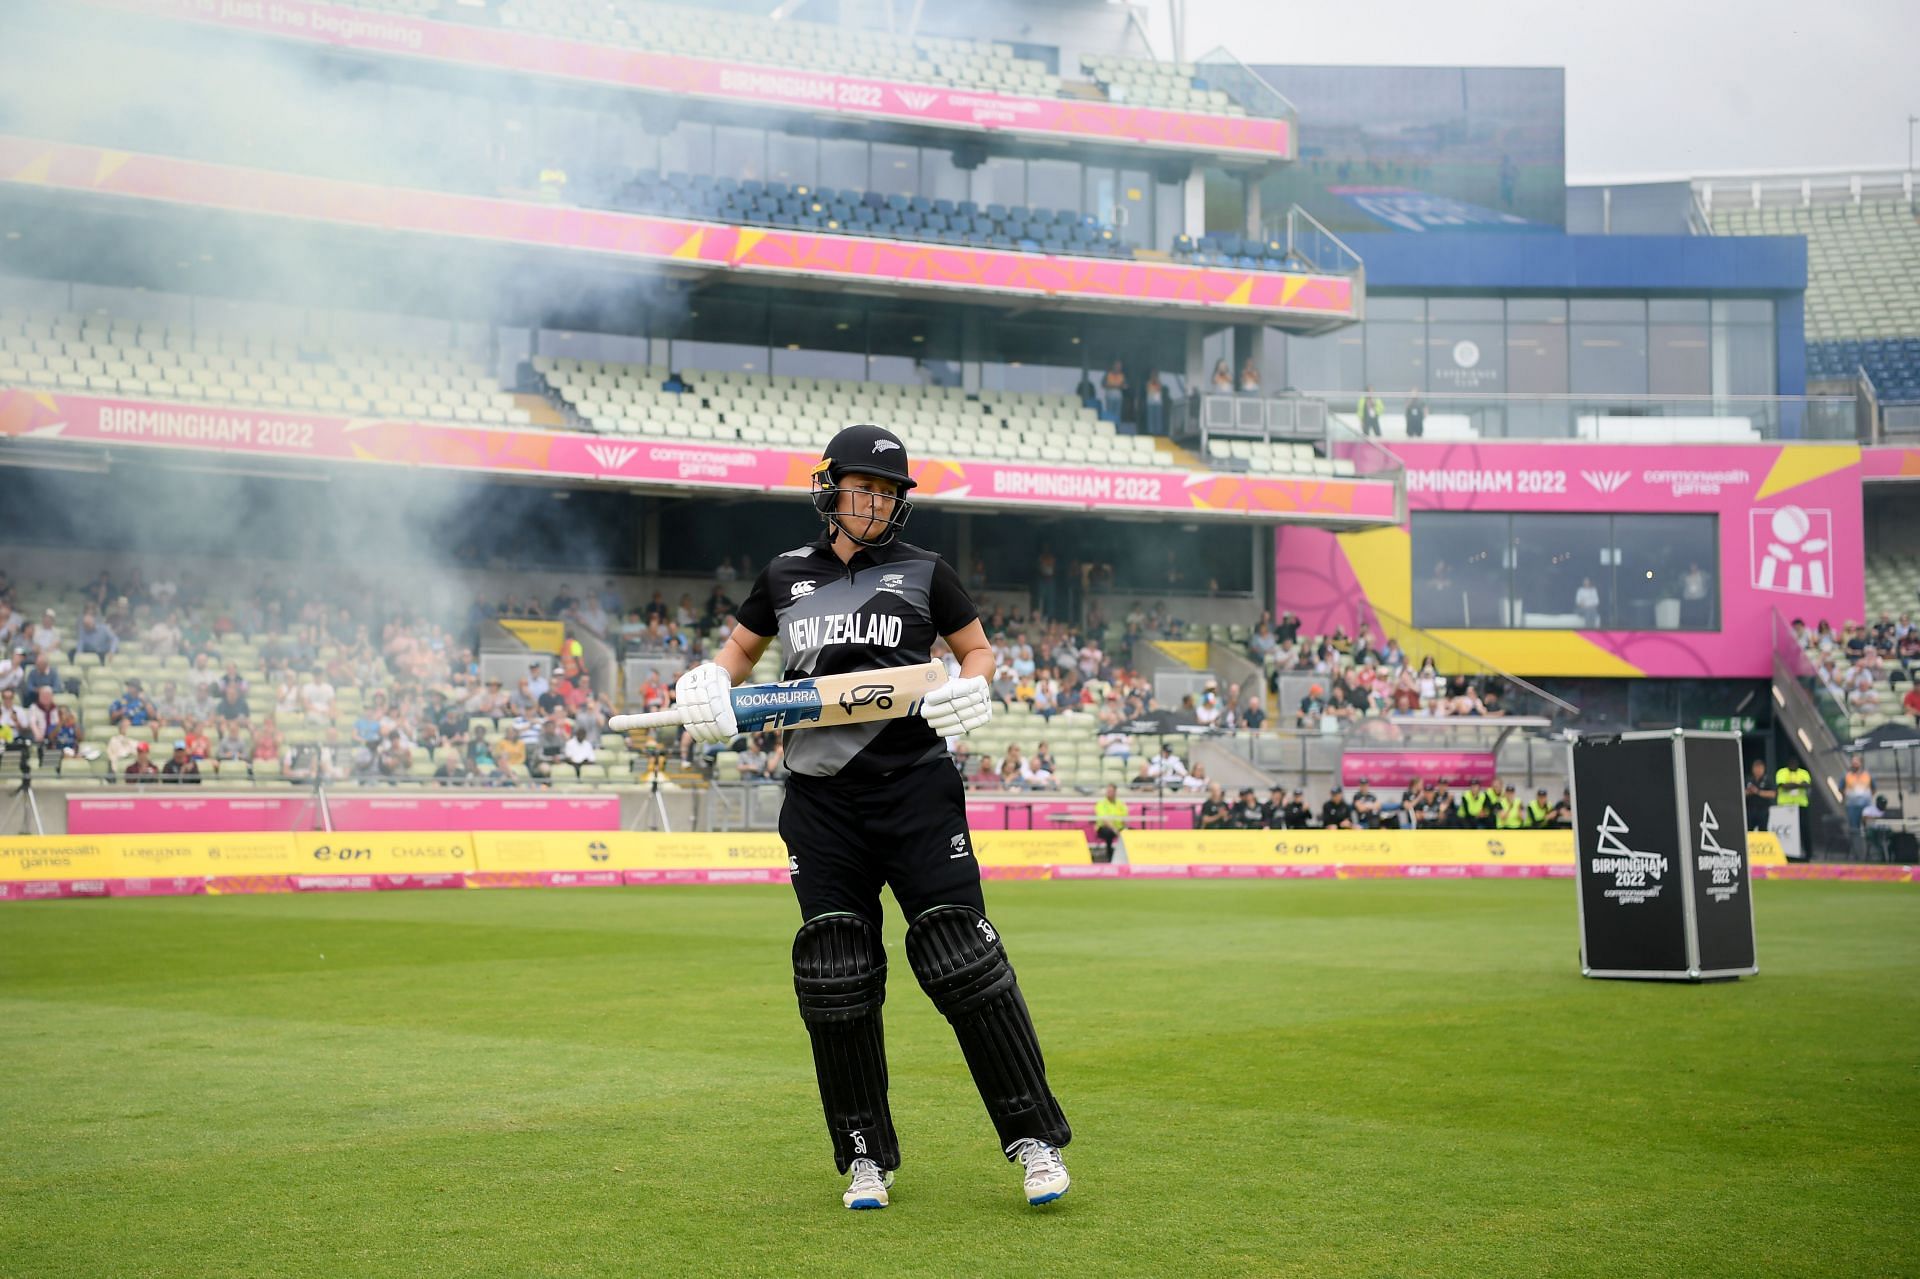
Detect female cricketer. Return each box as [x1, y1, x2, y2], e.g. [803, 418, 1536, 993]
[668, 423, 1072, 1211]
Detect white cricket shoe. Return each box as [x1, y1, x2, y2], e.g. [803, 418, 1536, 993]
[843, 1158, 894, 1210]
[1008, 1138, 1070, 1205]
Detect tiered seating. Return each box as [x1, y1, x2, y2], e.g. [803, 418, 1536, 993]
[1205, 438, 1354, 477]
[1081, 54, 1244, 116]
[0, 309, 531, 427]
[1711, 197, 1920, 400]
[606, 173, 1131, 257]
[1172, 231, 1303, 271]
[1866, 553, 1919, 621]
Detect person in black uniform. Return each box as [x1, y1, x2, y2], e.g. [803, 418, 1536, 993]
[1228, 786, 1265, 829]
[1282, 788, 1314, 829]
[1260, 784, 1288, 829]
[1320, 785, 1355, 830]
[669, 424, 1071, 1212]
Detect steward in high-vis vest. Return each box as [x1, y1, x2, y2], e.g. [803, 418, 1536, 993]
[1496, 786, 1527, 828]
[1775, 760, 1813, 860]
[1526, 789, 1553, 829]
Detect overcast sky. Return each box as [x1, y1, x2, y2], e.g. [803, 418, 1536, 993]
[1158, 0, 1918, 180]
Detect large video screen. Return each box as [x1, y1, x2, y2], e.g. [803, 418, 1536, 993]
[1250, 65, 1566, 233]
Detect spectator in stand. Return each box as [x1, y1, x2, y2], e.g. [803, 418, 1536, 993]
[1147, 743, 1188, 787]
[1320, 785, 1355, 830]
[105, 723, 142, 776]
[0, 602, 17, 652]
[976, 754, 1002, 790]
[738, 735, 772, 782]
[23, 651, 62, 702]
[1196, 781, 1230, 829]
[1237, 358, 1261, 393]
[182, 718, 211, 762]
[1025, 742, 1059, 790]
[110, 678, 156, 726]
[1240, 696, 1266, 731]
[300, 670, 337, 725]
[1101, 359, 1127, 420]
[161, 740, 201, 785]
[0, 687, 33, 753]
[1324, 685, 1358, 726]
[1903, 682, 1920, 726]
[251, 716, 283, 766]
[0, 645, 24, 699]
[1144, 372, 1166, 436]
[125, 741, 160, 784]
[434, 751, 471, 786]
[29, 608, 61, 658]
[1181, 761, 1210, 793]
[571, 592, 609, 641]
[562, 725, 595, 777]
[74, 608, 118, 664]
[1297, 683, 1328, 728]
[376, 730, 413, 782]
[214, 718, 249, 769]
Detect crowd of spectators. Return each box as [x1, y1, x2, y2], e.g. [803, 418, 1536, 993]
[1790, 614, 1920, 724]
[0, 568, 625, 786]
[1246, 609, 1517, 724]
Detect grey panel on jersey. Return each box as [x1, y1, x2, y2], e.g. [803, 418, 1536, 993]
[794, 912, 900, 1173]
[904, 905, 1072, 1155]
[776, 557, 939, 778]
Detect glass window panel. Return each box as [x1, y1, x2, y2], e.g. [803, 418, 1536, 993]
[1427, 320, 1505, 394]
[1712, 298, 1773, 324]
[870, 309, 960, 363]
[1649, 320, 1710, 395]
[975, 157, 1026, 208]
[1612, 514, 1718, 630]
[921, 148, 970, 203]
[1027, 159, 1080, 215]
[713, 126, 764, 181]
[767, 132, 817, 189]
[769, 302, 865, 380]
[1155, 180, 1184, 251]
[819, 139, 868, 191]
[1570, 322, 1648, 394]
[1365, 321, 1425, 395]
[1649, 298, 1709, 322]
[1512, 514, 1610, 629]
[660, 121, 713, 176]
[1116, 169, 1153, 248]
[1287, 329, 1365, 395]
[1507, 298, 1567, 322]
[1368, 296, 1426, 321]
[870, 142, 918, 197]
[1571, 298, 1645, 323]
[1427, 297, 1504, 321]
[978, 318, 1082, 393]
[1410, 513, 1511, 630]
[673, 298, 768, 374]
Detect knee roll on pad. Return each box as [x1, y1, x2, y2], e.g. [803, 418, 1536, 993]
[905, 905, 1071, 1153]
[793, 913, 898, 1173]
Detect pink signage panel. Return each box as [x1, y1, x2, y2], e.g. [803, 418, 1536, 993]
[0, 390, 1398, 523]
[68, 793, 310, 834]
[1338, 751, 1497, 788]
[1861, 446, 1920, 480]
[1276, 441, 1866, 679]
[0, 137, 1348, 321]
[87, 0, 1289, 160]
[325, 795, 620, 831]
[964, 798, 1198, 831]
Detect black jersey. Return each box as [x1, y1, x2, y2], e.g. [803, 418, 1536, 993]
[735, 533, 978, 780]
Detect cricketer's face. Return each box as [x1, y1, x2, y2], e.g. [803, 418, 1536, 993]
[836, 474, 901, 541]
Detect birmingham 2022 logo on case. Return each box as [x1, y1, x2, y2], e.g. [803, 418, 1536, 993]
[1749, 505, 1833, 599]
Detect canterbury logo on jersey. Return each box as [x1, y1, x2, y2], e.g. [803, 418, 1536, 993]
[786, 612, 905, 650]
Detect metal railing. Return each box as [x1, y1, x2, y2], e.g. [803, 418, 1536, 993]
[1191, 47, 1298, 124]
[1311, 391, 1859, 443]
[1285, 206, 1363, 276]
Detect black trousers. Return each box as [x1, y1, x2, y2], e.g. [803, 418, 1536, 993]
[781, 757, 985, 926]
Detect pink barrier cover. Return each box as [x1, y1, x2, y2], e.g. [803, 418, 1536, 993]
[68, 794, 311, 834]
[1339, 751, 1497, 787]
[324, 795, 619, 831]
[0, 137, 1348, 322]
[90, 0, 1289, 160]
[965, 797, 1198, 831]
[1279, 441, 1866, 678]
[1861, 446, 1920, 480]
[0, 389, 1396, 524]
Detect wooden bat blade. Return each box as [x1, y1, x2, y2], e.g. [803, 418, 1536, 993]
[608, 662, 948, 735]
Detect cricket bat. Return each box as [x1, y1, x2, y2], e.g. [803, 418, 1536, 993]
[609, 661, 948, 734]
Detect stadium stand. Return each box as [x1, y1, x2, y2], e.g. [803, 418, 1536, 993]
[0, 308, 531, 426]
[331, 0, 1269, 120]
[530, 357, 1354, 478]
[1710, 194, 1920, 401]
[603, 173, 1134, 257]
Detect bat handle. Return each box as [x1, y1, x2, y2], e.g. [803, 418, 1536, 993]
[608, 710, 688, 731]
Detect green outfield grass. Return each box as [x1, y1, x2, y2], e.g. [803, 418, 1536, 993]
[3, 880, 1916, 1278]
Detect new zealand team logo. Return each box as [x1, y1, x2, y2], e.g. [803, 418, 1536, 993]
[837, 683, 895, 714]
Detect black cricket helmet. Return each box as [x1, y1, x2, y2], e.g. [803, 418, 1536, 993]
[812, 423, 916, 546]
